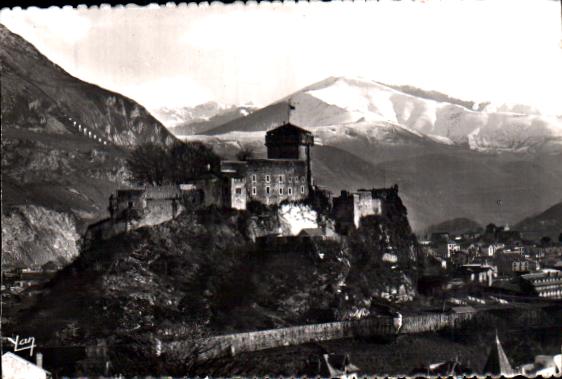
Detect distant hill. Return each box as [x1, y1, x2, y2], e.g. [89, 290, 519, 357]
[425, 218, 482, 236]
[0, 24, 177, 269]
[515, 202, 562, 241]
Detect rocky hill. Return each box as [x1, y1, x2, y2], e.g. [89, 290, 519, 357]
[13, 199, 417, 375]
[1, 24, 177, 269]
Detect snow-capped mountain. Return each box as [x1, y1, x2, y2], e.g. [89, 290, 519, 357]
[193, 77, 562, 233]
[152, 101, 257, 135]
[205, 77, 562, 154]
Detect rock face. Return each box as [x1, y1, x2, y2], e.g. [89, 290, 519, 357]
[1, 206, 81, 267]
[0, 24, 177, 269]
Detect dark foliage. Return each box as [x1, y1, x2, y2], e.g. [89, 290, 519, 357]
[126, 141, 221, 185]
[236, 144, 255, 161]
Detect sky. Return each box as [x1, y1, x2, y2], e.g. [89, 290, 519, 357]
[1, 0, 561, 114]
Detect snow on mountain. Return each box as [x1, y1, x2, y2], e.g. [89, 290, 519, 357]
[205, 76, 562, 154]
[152, 101, 257, 135]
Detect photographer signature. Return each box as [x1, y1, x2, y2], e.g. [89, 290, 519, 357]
[7, 335, 36, 357]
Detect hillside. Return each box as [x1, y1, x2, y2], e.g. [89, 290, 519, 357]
[13, 202, 418, 376]
[515, 202, 562, 241]
[425, 218, 482, 236]
[0, 24, 177, 269]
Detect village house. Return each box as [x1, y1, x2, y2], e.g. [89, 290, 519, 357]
[512, 259, 540, 273]
[2, 352, 50, 379]
[519, 269, 562, 299]
[453, 264, 495, 287]
[436, 240, 461, 259]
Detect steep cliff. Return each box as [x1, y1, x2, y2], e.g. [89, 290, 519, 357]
[0, 24, 177, 269]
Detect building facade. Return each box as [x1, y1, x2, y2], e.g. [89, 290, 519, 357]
[520, 269, 562, 299]
[221, 122, 314, 206]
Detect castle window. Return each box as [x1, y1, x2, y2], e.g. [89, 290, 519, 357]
[235, 188, 242, 195]
[301, 176, 305, 183]
[279, 187, 284, 195]
[251, 174, 257, 183]
[278, 175, 284, 183]
[295, 176, 299, 183]
[288, 176, 292, 183]
[265, 175, 270, 183]
[252, 187, 257, 196]
[266, 186, 270, 195]
[288, 187, 293, 196]
[301, 185, 305, 194]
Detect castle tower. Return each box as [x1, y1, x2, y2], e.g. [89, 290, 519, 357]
[265, 123, 314, 190]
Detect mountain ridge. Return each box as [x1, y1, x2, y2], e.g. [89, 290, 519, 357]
[0, 24, 176, 269]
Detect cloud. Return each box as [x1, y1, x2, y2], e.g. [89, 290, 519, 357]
[121, 76, 213, 110]
[1, 7, 92, 46]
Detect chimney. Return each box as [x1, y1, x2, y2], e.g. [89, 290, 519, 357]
[36, 352, 43, 368]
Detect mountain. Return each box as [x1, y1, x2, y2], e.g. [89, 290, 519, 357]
[0, 24, 177, 269]
[206, 77, 562, 154]
[191, 77, 562, 232]
[425, 218, 483, 237]
[515, 202, 562, 241]
[152, 102, 257, 136]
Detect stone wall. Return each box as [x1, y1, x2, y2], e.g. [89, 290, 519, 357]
[353, 191, 382, 228]
[165, 312, 474, 360]
[163, 305, 559, 361]
[332, 189, 383, 234]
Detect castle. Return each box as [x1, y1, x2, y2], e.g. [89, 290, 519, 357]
[220, 122, 314, 207]
[89, 122, 394, 241]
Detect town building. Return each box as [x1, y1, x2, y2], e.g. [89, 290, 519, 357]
[512, 259, 540, 273]
[454, 264, 495, 287]
[2, 352, 50, 379]
[519, 269, 562, 299]
[519, 354, 562, 377]
[439, 241, 461, 259]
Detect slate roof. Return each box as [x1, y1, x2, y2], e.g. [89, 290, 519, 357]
[266, 122, 312, 137]
[483, 333, 515, 376]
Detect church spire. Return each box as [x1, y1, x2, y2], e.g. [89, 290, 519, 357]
[483, 331, 514, 376]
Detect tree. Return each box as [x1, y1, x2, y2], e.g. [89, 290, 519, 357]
[236, 144, 255, 161]
[540, 236, 552, 247]
[126, 141, 221, 186]
[126, 143, 169, 186]
[167, 141, 220, 183]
